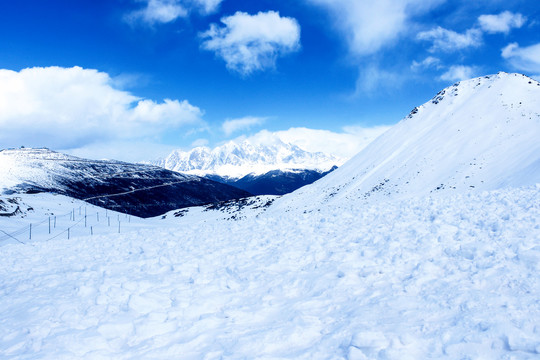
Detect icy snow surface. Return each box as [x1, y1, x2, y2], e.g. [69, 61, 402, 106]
[1, 186, 539, 359]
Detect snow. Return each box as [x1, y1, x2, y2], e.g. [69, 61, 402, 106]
[272, 73, 540, 213]
[152, 138, 343, 179]
[0, 186, 539, 359]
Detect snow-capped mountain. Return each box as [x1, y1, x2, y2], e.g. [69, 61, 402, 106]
[0, 148, 251, 217]
[273, 72, 540, 212]
[154, 139, 343, 179]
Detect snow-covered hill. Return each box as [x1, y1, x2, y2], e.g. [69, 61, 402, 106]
[0, 148, 251, 217]
[274, 72, 540, 212]
[153, 139, 342, 179]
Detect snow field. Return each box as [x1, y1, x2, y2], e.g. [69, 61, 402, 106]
[1, 186, 539, 359]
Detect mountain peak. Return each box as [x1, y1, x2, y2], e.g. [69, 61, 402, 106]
[153, 140, 343, 178]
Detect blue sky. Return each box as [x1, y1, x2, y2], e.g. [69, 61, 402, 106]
[0, 0, 538, 161]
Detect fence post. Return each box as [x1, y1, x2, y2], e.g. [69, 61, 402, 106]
[54, 216, 56, 228]
[48, 217, 51, 234]
[97, 212, 99, 222]
[118, 221, 121, 234]
[68, 228, 70, 240]
[29, 224, 32, 240]
[91, 226, 93, 236]
[85, 215, 87, 227]
[108, 217, 110, 226]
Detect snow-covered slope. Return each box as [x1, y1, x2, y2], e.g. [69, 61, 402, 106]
[274, 72, 540, 212]
[1, 185, 539, 358]
[154, 139, 343, 178]
[0, 148, 251, 217]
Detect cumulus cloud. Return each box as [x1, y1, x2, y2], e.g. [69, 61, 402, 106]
[501, 42, 540, 74]
[478, 11, 526, 34]
[0, 66, 203, 150]
[222, 116, 267, 136]
[242, 126, 391, 160]
[126, 0, 222, 25]
[417, 27, 482, 52]
[201, 11, 301, 75]
[306, 0, 445, 56]
[439, 65, 476, 82]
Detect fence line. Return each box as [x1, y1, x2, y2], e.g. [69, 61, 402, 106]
[0, 204, 132, 245]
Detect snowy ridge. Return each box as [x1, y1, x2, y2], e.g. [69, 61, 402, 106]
[0, 147, 180, 193]
[153, 139, 343, 178]
[273, 72, 540, 212]
[0, 148, 251, 217]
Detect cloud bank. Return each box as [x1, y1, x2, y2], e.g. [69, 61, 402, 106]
[201, 11, 301, 75]
[0, 66, 203, 150]
[240, 126, 391, 160]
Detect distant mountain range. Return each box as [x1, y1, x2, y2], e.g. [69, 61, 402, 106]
[0, 148, 251, 217]
[272, 72, 540, 212]
[152, 140, 342, 195]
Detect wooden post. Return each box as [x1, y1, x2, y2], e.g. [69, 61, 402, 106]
[29, 224, 32, 240]
[48, 217, 51, 234]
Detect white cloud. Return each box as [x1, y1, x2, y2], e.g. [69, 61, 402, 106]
[478, 11, 526, 34]
[417, 26, 482, 52]
[0, 66, 203, 150]
[243, 126, 391, 160]
[501, 42, 540, 74]
[411, 56, 441, 70]
[306, 0, 445, 56]
[126, 0, 222, 25]
[222, 116, 266, 136]
[201, 11, 301, 75]
[439, 65, 476, 82]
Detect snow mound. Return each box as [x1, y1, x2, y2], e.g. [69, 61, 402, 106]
[273, 72, 540, 212]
